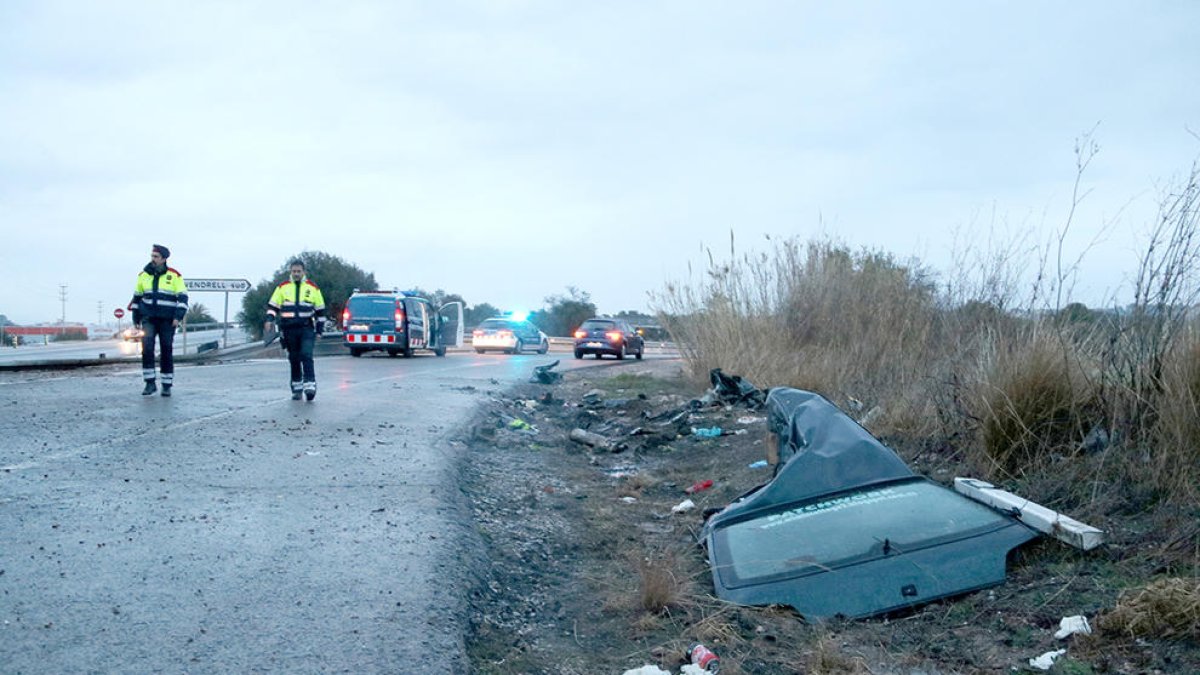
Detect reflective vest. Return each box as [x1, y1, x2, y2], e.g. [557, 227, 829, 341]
[267, 278, 326, 330]
[130, 265, 188, 323]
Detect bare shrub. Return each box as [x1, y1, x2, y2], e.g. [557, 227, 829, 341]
[1097, 577, 1200, 640]
[1102, 161, 1200, 443]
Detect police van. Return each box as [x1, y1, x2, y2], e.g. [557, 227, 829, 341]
[341, 290, 463, 358]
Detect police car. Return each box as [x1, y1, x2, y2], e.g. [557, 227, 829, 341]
[471, 313, 550, 354]
[341, 290, 463, 357]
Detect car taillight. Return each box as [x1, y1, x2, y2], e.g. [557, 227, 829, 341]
[395, 309, 405, 327]
[342, 308, 351, 326]
[472, 330, 484, 337]
[606, 331, 622, 342]
[574, 330, 586, 339]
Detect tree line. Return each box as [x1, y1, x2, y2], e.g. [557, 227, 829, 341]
[233, 251, 654, 338]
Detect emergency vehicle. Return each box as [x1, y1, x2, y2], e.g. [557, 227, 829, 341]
[341, 290, 463, 358]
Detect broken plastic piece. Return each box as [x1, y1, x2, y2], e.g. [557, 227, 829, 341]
[692, 426, 722, 438]
[671, 499, 696, 513]
[1054, 615, 1092, 639]
[747, 460, 769, 469]
[685, 479, 714, 494]
[620, 666, 671, 675]
[1028, 649, 1066, 671]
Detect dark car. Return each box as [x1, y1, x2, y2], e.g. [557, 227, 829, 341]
[471, 317, 549, 354]
[573, 317, 644, 360]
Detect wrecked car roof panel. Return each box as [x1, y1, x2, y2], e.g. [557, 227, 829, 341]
[709, 519, 1037, 619]
[711, 479, 1021, 587]
[705, 477, 1038, 618]
[701, 386, 1040, 620]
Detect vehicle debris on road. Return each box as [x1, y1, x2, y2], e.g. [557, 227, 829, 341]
[529, 359, 563, 384]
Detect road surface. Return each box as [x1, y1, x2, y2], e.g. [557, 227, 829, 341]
[0, 348, 675, 673]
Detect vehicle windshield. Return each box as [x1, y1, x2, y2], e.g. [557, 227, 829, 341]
[347, 296, 396, 320]
[711, 480, 1011, 587]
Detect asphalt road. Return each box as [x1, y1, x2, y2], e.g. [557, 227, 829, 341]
[0, 349, 674, 673]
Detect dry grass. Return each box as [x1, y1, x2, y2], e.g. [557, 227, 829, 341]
[968, 328, 1100, 477]
[652, 231, 1200, 512]
[1151, 334, 1200, 502]
[616, 472, 657, 499]
[803, 633, 871, 674]
[1097, 577, 1200, 640]
[653, 237, 939, 407]
[633, 549, 695, 616]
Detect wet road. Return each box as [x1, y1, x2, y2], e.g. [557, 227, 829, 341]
[0, 350, 670, 673]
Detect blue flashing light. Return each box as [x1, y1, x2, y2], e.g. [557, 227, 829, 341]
[505, 310, 529, 322]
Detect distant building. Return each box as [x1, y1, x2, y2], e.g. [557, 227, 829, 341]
[3, 324, 89, 343]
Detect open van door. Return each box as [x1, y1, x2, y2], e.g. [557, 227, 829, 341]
[436, 301, 463, 355]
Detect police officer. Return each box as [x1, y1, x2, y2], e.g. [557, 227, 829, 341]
[130, 244, 188, 396]
[265, 259, 326, 401]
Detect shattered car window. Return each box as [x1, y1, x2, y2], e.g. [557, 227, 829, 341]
[713, 479, 1014, 586]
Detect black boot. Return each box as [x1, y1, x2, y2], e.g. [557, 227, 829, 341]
[161, 384, 172, 397]
[142, 380, 157, 396]
[292, 390, 303, 401]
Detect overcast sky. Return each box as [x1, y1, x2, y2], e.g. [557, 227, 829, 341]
[2, 1, 1198, 325]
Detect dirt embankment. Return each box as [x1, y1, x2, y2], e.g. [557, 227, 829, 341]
[459, 360, 1198, 675]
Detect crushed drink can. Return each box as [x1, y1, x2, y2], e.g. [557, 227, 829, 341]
[686, 642, 720, 672]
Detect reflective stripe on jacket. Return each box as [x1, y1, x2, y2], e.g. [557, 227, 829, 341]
[267, 278, 326, 330]
[130, 266, 188, 323]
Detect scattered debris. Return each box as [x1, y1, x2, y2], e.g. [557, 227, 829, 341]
[691, 426, 722, 438]
[507, 418, 535, 432]
[1054, 615, 1092, 639]
[856, 405, 884, 428]
[690, 368, 766, 409]
[671, 499, 696, 514]
[621, 666, 671, 675]
[685, 643, 720, 672]
[684, 479, 714, 494]
[1028, 648, 1067, 671]
[954, 477, 1105, 550]
[569, 428, 624, 452]
[530, 360, 563, 384]
[747, 460, 769, 469]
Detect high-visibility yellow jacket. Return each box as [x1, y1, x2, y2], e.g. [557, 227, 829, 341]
[130, 264, 189, 323]
[267, 278, 327, 330]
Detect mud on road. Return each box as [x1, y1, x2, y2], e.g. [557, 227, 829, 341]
[459, 360, 1198, 674]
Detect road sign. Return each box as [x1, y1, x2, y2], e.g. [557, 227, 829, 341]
[189, 278, 252, 292]
[113, 308, 126, 319]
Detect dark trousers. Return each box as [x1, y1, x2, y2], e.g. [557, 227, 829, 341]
[282, 327, 316, 389]
[141, 317, 175, 382]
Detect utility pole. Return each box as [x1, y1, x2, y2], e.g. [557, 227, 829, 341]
[59, 284, 68, 336]
[97, 300, 103, 326]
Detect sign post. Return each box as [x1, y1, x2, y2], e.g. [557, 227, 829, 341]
[113, 307, 125, 337]
[187, 278, 252, 348]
